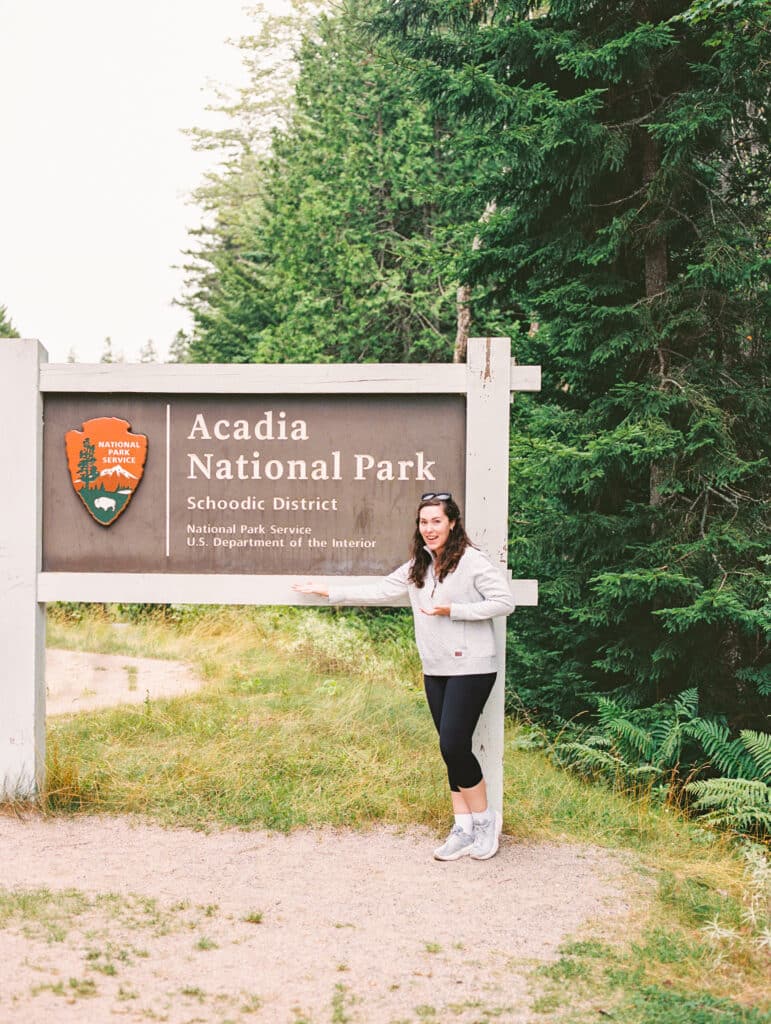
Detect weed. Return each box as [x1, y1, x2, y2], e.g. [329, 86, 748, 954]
[195, 935, 218, 951]
[181, 986, 207, 1001]
[240, 992, 263, 1013]
[531, 991, 563, 1014]
[559, 939, 613, 959]
[539, 956, 590, 981]
[424, 941, 442, 954]
[0, 886, 90, 943]
[30, 981, 66, 998]
[67, 976, 98, 997]
[331, 982, 354, 1024]
[623, 985, 770, 1023]
[242, 910, 263, 924]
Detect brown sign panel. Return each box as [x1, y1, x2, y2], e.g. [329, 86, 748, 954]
[42, 394, 466, 575]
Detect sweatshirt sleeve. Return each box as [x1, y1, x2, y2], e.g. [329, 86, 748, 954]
[449, 554, 515, 621]
[327, 561, 411, 605]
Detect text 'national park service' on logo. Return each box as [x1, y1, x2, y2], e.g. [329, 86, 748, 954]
[64, 417, 148, 526]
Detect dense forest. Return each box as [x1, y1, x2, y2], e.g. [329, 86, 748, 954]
[180, 0, 770, 833]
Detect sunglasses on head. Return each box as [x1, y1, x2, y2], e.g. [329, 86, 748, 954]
[421, 492, 452, 501]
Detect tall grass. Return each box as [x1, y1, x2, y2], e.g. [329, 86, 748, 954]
[45, 604, 441, 829]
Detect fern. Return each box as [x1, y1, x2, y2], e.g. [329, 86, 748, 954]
[686, 777, 771, 834]
[740, 731, 771, 781]
[550, 690, 771, 837]
[687, 719, 759, 779]
[607, 717, 656, 761]
[553, 741, 623, 776]
[655, 720, 684, 766]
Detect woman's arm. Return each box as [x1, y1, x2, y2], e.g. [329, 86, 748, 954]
[292, 562, 411, 605]
[292, 582, 329, 598]
[449, 556, 516, 621]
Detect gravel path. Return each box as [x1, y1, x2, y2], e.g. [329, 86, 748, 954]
[0, 815, 631, 1024]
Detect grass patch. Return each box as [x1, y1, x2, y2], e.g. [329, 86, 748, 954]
[44, 604, 439, 830]
[0, 887, 90, 943]
[0, 884, 206, 958]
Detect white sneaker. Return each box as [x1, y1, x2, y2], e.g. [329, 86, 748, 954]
[433, 824, 475, 861]
[469, 811, 503, 860]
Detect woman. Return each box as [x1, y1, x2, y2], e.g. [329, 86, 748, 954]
[293, 492, 515, 862]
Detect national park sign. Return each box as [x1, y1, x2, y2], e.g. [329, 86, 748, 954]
[64, 417, 148, 526]
[3, 338, 539, 807]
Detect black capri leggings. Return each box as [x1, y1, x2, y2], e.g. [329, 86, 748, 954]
[423, 673, 497, 791]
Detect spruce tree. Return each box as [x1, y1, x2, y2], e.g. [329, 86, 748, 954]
[183, 2, 486, 364]
[77, 438, 99, 491]
[0, 304, 20, 338]
[377, 0, 771, 728]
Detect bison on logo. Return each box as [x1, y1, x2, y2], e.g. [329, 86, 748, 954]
[64, 417, 148, 526]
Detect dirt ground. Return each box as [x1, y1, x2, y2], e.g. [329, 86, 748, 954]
[45, 648, 204, 716]
[0, 651, 635, 1024]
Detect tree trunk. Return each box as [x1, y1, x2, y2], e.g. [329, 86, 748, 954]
[454, 285, 472, 363]
[642, 131, 669, 509]
[453, 201, 498, 363]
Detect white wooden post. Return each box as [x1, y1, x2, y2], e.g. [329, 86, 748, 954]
[0, 339, 46, 798]
[465, 337, 512, 819]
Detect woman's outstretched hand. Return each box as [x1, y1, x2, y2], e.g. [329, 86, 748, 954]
[420, 606, 451, 617]
[292, 581, 330, 598]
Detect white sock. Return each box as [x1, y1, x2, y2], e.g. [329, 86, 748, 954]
[454, 813, 474, 835]
[472, 807, 494, 826]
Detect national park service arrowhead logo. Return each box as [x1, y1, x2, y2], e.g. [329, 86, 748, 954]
[65, 417, 148, 526]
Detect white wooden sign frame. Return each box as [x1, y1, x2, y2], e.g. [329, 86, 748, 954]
[1, 337, 539, 813]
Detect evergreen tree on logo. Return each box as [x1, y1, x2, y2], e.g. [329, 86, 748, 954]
[77, 437, 99, 490]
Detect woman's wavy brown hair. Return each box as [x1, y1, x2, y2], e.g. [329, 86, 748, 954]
[408, 496, 473, 588]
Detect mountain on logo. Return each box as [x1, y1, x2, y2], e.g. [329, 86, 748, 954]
[101, 465, 138, 480]
[64, 417, 148, 526]
[99, 465, 139, 492]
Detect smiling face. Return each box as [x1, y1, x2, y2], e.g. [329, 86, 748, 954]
[418, 503, 455, 556]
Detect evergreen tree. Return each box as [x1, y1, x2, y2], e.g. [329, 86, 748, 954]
[183, 2, 489, 364]
[181, 2, 324, 364]
[139, 338, 157, 363]
[77, 438, 99, 490]
[168, 329, 192, 364]
[0, 304, 20, 338]
[377, 0, 771, 729]
[100, 336, 116, 363]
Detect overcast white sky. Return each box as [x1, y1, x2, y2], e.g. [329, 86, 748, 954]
[0, 1, 287, 363]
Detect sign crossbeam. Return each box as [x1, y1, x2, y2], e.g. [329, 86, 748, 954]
[36, 573, 539, 607]
[39, 361, 541, 394]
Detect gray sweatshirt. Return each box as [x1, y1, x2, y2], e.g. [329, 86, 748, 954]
[327, 546, 515, 676]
